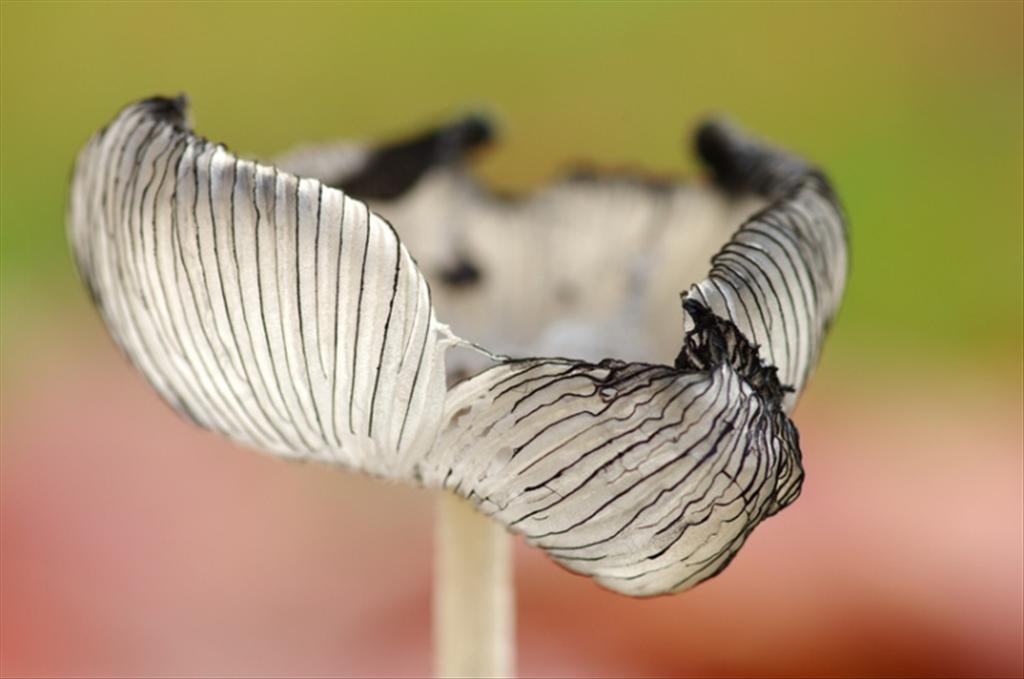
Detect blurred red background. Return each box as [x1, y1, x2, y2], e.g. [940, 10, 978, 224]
[2, 320, 1021, 677]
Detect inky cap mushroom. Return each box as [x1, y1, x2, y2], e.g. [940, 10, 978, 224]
[67, 96, 847, 596]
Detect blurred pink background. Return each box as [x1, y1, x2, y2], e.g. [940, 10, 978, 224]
[2, 318, 1021, 677]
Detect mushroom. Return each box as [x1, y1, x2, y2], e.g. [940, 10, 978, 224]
[67, 96, 847, 674]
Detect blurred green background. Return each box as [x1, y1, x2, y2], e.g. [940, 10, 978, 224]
[2, 0, 1022, 374]
[2, 2, 1021, 678]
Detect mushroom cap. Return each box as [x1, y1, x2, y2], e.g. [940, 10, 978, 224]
[67, 96, 847, 596]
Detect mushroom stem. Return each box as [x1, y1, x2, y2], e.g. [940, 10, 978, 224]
[434, 492, 514, 678]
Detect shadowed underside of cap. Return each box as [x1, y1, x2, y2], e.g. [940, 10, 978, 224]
[67, 97, 847, 596]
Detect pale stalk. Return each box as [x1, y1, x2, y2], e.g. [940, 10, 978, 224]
[434, 492, 514, 678]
